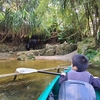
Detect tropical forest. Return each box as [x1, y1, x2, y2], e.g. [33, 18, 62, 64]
[0, 0, 100, 100]
[0, 0, 100, 64]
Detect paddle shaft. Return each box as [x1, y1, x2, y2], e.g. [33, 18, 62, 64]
[13, 70, 61, 81]
[37, 70, 61, 75]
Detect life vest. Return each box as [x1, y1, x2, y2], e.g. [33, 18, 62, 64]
[68, 70, 91, 83]
[58, 80, 96, 100]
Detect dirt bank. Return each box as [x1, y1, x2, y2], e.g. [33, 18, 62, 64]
[0, 50, 77, 61]
[0, 52, 17, 60]
[35, 50, 78, 61]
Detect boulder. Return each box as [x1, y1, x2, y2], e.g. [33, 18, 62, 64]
[44, 49, 55, 56]
[17, 42, 77, 60]
[17, 51, 35, 61]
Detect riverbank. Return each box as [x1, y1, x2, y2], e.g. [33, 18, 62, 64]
[35, 50, 77, 61]
[0, 50, 77, 61]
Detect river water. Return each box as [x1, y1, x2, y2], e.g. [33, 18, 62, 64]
[0, 59, 70, 100]
[0, 59, 100, 100]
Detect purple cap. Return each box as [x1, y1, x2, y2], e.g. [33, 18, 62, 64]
[72, 54, 89, 72]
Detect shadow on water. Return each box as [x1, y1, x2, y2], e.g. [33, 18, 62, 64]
[0, 59, 71, 100]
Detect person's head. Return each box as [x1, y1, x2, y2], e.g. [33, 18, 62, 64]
[71, 54, 89, 72]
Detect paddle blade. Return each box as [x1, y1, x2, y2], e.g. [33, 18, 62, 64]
[16, 68, 37, 74]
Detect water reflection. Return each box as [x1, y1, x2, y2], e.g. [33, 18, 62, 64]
[0, 59, 70, 100]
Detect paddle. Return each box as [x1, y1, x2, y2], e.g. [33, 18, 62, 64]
[13, 68, 61, 81]
[16, 68, 61, 75]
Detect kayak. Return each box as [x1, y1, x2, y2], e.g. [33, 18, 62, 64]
[38, 66, 100, 100]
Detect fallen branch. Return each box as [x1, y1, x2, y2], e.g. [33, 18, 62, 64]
[0, 72, 20, 78]
[39, 65, 68, 71]
[0, 65, 68, 79]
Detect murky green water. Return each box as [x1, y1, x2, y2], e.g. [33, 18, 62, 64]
[0, 59, 71, 100]
[88, 67, 100, 77]
[0, 60, 100, 100]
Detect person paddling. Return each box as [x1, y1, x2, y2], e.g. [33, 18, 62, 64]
[59, 54, 100, 89]
[58, 54, 100, 100]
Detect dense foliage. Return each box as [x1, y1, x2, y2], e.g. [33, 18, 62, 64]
[0, 0, 100, 45]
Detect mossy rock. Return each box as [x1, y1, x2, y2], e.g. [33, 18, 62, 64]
[77, 37, 96, 54]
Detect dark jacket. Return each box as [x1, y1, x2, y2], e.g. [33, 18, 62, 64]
[59, 70, 100, 90]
